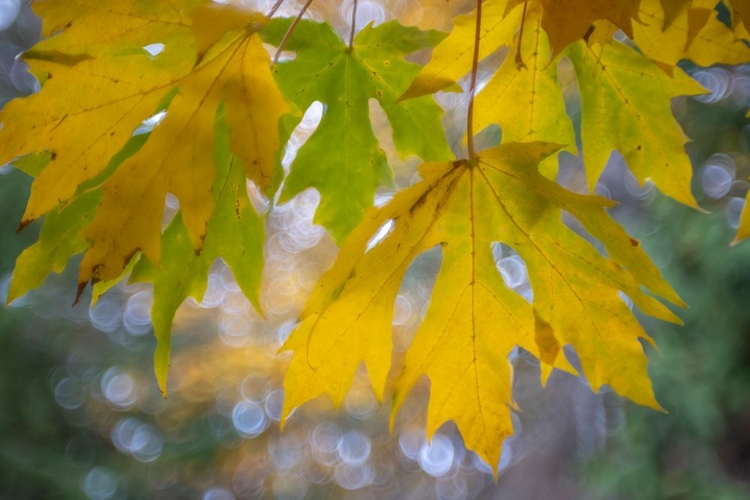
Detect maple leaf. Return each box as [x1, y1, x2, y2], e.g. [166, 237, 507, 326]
[280, 142, 683, 468]
[565, 39, 706, 207]
[633, 0, 750, 73]
[507, 0, 638, 60]
[401, 0, 523, 101]
[0, 1, 288, 291]
[404, 0, 707, 205]
[472, 2, 576, 155]
[6, 132, 151, 304]
[729, 0, 750, 29]
[128, 110, 264, 395]
[261, 18, 452, 241]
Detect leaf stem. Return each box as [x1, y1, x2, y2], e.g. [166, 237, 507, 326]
[348, 0, 358, 50]
[515, 0, 528, 69]
[466, 0, 483, 162]
[266, 0, 285, 18]
[272, 0, 315, 65]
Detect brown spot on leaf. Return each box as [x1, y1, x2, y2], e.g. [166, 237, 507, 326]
[16, 219, 31, 232]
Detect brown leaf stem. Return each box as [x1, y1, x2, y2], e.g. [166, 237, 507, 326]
[466, 0, 483, 162]
[266, 0, 285, 18]
[348, 0, 358, 50]
[272, 0, 315, 65]
[515, 0, 528, 70]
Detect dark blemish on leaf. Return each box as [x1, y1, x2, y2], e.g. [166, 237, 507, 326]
[629, 237, 640, 247]
[64, 22, 72, 29]
[74, 280, 88, 306]
[636, 145, 642, 151]
[195, 230, 207, 256]
[409, 192, 428, 215]
[51, 152, 57, 160]
[348, 269, 357, 280]
[16, 219, 31, 232]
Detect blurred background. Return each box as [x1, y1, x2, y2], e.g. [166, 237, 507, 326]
[2, 0, 750, 498]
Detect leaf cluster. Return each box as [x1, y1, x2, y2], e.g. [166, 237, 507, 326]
[1, 0, 749, 470]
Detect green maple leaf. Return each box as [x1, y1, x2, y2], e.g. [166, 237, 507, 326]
[262, 19, 453, 242]
[130, 110, 264, 394]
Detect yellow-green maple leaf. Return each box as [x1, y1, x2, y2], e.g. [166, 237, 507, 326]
[566, 39, 706, 207]
[0, 1, 288, 290]
[281, 142, 682, 469]
[129, 111, 264, 395]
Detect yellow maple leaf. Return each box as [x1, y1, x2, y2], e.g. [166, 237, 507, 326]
[0, 1, 288, 289]
[281, 142, 683, 470]
[634, 0, 750, 72]
[507, 0, 638, 60]
[472, 3, 575, 155]
[727, 0, 750, 31]
[566, 39, 706, 207]
[401, 0, 523, 100]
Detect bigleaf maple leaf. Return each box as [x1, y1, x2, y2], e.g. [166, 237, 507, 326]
[0, 1, 287, 291]
[129, 111, 264, 395]
[261, 18, 452, 242]
[402, 0, 744, 208]
[281, 142, 683, 468]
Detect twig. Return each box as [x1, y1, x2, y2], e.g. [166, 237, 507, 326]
[272, 0, 315, 64]
[466, 0, 483, 162]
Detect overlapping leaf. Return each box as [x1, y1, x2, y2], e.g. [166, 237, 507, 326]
[403, 0, 719, 203]
[566, 39, 706, 206]
[130, 111, 264, 395]
[262, 19, 452, 241]
[472, 3, 575, 155]
[507, 0, 638, 60]
[633, 0, 750, 72]
[0, 1, 287, 292]
[281, 142, 682, 468]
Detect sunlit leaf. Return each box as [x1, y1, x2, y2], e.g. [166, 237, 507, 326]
[262, 18, 452, 241]
[281, 143, 682, 468]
